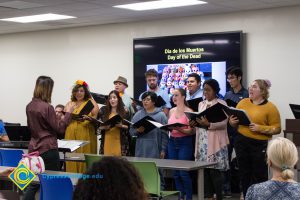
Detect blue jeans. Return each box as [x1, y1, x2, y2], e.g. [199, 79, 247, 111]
[168, 136, 193, 200]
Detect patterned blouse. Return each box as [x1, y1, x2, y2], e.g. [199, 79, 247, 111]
[196, 128, 229, 170]
[246, 180, 300, 200]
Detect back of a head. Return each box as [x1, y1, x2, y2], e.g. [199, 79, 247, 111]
[73, 157, 148, 200]
[33, 76, 54, 103]
[267, 137, 298, 180]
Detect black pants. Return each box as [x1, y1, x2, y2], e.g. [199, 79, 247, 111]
[234, 134, 268, 198]
[223, 127, 238, 194]
[22, 149, 60, 200]
[204, 168, 223, 200]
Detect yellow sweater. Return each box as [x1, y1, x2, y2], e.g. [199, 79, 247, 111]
[237, 98, 281, 140]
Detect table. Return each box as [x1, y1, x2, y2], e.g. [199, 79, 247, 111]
[61, 153, 216, 200]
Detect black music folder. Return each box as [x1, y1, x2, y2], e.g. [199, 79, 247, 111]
[187, 97, 203, 111]
[289, 104, 300, 119]
[79, 100, 94, 115]
[225, 99, 238, 108]
[147, 120, 189, 131]
[91, 92, 108, 104]
[100, 114, 123, 127]
[184, 102, 228, 125]
[72, 100, 94, 120]
[87, 114, 123, 128]
[129, 116, 158, 135]
[223, 107, 251, 126]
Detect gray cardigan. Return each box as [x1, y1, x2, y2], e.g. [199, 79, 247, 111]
[130, 108, 168, 158]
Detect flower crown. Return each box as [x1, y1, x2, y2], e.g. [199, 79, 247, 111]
[76, 80, 88, 87]
[264, 79, 271, 89]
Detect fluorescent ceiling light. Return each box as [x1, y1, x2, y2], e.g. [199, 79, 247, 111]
[114, 0, 207, 11]
[186, 39, 229, 45]
[134, 44, 153, 49]
[0, 13, 76, 23]
[186, 40, 214, 45]
[214, 40, 229, 44]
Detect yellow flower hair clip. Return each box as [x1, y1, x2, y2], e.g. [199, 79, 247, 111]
[75, 80, 88, 87]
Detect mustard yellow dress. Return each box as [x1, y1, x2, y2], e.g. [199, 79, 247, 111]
[65, 100, 97, 173]
[103, 113, 122, 156]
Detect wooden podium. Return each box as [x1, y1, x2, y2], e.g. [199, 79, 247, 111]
[284, 119, 300, 181]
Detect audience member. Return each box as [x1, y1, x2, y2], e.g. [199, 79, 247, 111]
[137, 69, 171, 115]
[73, 156, 148, 200]
[98, 90, 130, 156]
[24, 75, 74, 200]
[0, 119, 9, 141]
[246, 137, 300, 200]
[55, 104, 65, 120]
[229, 79, 281, 198]
[113, 76, 135, 119]
[65, 80, 99, 173]
[186, 73, 203, 100]
[191, 79, 229, 200]
[167, 88, 194, 200]
[223, 67, 248, 198]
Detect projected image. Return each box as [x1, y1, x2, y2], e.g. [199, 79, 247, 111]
[133, 31, 242, 99]
[147, 61, 226, 97]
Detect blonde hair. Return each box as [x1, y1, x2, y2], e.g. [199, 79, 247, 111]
[254, 79, 271, 100]
[267, 137, 298, 180]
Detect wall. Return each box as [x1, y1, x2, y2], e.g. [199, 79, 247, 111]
[1, 6, 299, 129]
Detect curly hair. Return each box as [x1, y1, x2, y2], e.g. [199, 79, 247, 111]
[71, 84, 91, 102]
[254, 79, 271, 100]
[73, 157, 148, 200]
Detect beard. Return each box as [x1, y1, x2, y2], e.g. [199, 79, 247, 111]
[148, 84, 157, 90]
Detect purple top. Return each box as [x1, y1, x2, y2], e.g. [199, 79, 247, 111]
[26, 98, 71, 154]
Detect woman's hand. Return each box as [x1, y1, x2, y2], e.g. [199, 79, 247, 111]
[115, 122, 128, 130]
[171, 126, 184, 132]
[189, 120, 198, 128]
[196, 116, 210, 127]
[229, 115, 239, 127]
[99, 125, 111, 130]
[160, 151, 166, 159]
[0, 168, 14, 176]
[136, 126, 145, 133]
[82, 115, 92, 121]
[249, 123, 260, 132]
[65, 102, 76, 113]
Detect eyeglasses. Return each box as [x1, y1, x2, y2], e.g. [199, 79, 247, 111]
[227, 76, 237, 81]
